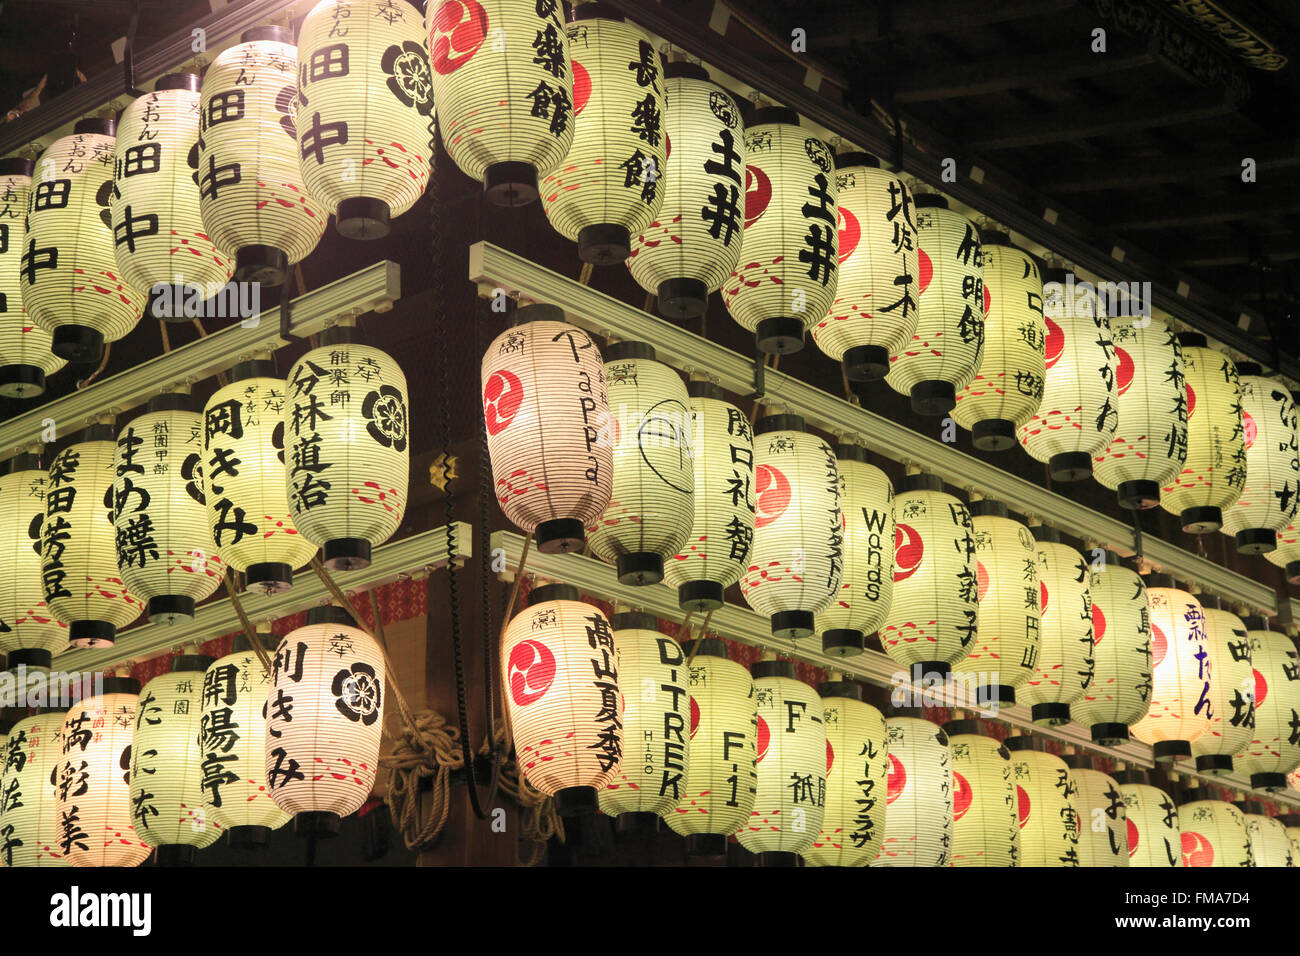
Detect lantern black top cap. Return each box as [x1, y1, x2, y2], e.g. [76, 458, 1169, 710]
[571, 2, 624, 22]
[2, 451, 41, 475]
[155, 73, 201, 92]
[835, 443, 867, 462]
[611, 611, 659, 632]
[1242, 614, 1269, 631]
[306, 605, 354, 627]
[0, 157, 34, 176]
[686, 380, 724, 401]
[515, 303, 566, 324]
[664, 61, 709, 81]
[1176, 331, 1208, 348]
[902, 472, 944, 493]
[750, 106, 800, 127]
[529, 582, 580, 606]
[1143, 572, 1176, 589]
[73, 117, 115, 136]
[835, 151, 880, 169]
[241, 25, 293, 44]
[979, 227, 1013, 246]
[913, 193, 948, 209]
[1041, 266, 1069, 284]
[1029, 525, 1060, 543]
[100, 676, 141, 696]
[1236, 361, 1264, 376]
[817, 680, 863, 701]
[753, 413, 805, 435]
[230, 359, 277, 382]
[968, 498, 1007, 518]
[683, 637, 729, 660]
[1002, 735, 1040, 752]
[604, 340, 655, 363]
[172, 654, 217, 674]
[751, 659, 797, 680]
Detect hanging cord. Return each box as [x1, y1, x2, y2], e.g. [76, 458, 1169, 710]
[159, 320, 171, 354]
[75, 342, 111, 389]
[1129, 507, 1145, 562]
[222, 567, 274, 674]
[686, 608, 717, 665]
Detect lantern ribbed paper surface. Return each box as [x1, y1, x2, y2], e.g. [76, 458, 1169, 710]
[1177, 796, 1252, 867]
[886, 195, 984, 417]
[1234, 620, 1300, 791]
[1131, 579, 1211, 761]
[427, 0, 574, 205]
[1073, 555, 1151, 744]
[1241, 810, 1293, 866]
[740, 415, 842, 640]
[627, 67, 746, 319]
[0, 459, 67, 666]
[1007, 738, 1079, 866]
[945, 723, 1018, 867]
[952, 238, 1045, 452]
[1283, 814, 1300, 863]
[1221, 364, 1300, 554]
[22, 121, 147, 364]
[1093, 317, 1188, 510]
[1189, 604, 1256, 775]
[1117, 776, 1181, 867]
[736, 660, 826, 860]
[810, 155, 919, 381]
[1265, 522, 1300, 584]
[1020, 529, 1093, 725]
[56, 680, 152, 867]
[1064, 759, 1128, 867]
[721, 109, 839, 355]
[285, 329, 409, 570]
[0, 710, 68, 866]
[663, 383, 754, 611]
[298, 0, 433, 239]
[1017, 270, 1117, 482]
[872, 715, 952, 867]
[199, 28, 329, 286]
[204, 365, 318, 594]
[539, 13, 666, 265]
[0, 164, 64, 397]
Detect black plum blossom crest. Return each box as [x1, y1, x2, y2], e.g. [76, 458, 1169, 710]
[362, 385, 408, 452]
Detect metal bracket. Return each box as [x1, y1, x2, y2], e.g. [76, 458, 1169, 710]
[740, 349, 767, 402]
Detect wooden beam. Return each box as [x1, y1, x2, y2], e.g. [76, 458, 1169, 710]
[816, 0, 1078, 44]
[892, 47, 1155, 103]
[1175, 236, 1300, 269]
[1037, 140, 1300, 192]
[1114, 189, 1300, 231]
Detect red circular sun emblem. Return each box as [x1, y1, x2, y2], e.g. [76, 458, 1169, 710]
[983, 282, 992, 316]
[1126, 817, 1139, 857]
[507, 639, 555, 706]
[572, 59, 592, 116]
[1092, 603, 1107, 645]
[953, 770, 973, 821]
[893, 524, 923, 582]
[826, 739, 834, 774]
[836, 205, 861, 264]
[917, 247, 933, 295]
[1186, 382, 1197, 419]
[744, 164, 772, 228]
[886, 752, 906, 804]
[1243, 410, 1257, 449]
[754, 464, 792, 528]
[1181, 830, 1214, 867]
[1016, 785, 1030, 828]
[1115, 346, 1135, 396]
[430, 0, 488, 75]
[1254, 668, 1268, 707]
[1044, 316, 1064, 369]
[689, 696, 700, 739]
[1150, 623, 1168, 667]
[976, 561, 990, 602]
[755, 715, 771, 763]
[483, 369, 523, 436]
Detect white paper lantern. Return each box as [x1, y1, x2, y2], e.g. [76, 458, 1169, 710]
[1073, 553, 1151, 745]
[872, 713, 952, 867]
[1063, 756, 1129, 867]
[721, 108, 838, 355]
[1279, 813, 1300, 863]
[1221, 363, 1300, 554]
[0, 455, 67, 668]
[1006, 736, 1079, 866]
[0, 709, 68, 866]
[886, 194, 984, 416]
[1131, 577, 1211, 761]
[0, 160, 64, 397]
[1020, 527, 1093, 725]
[1189, 600, 1257, 776]
[627, 65, 746, 319]
[1116, 772, 1181, 867]
[1177, 792, 1253, 867]
[1264, 521, 1300, 585]
[1234, 618, 1300, 791]
[944, 721, 1018, 867]
[1239, 803, 1293, 867]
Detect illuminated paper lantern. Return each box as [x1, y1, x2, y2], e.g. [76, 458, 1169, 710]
[588, 342, 693, 585]
[114, 395, 224, 624]
[886, 194, 984, 416]
[721, 108, 838, 355]
[944, 720, 1018, 867]
[56, 677, 152, 867]
[1114, 771, 1181, 867]
[1221, 363, 1299, 554]
[265, 606, 385, 835]
[1020, 527, 1093, 725]
[112, 75, 233, 321]
[204, 362, 318, 593]
[1062, 755, 1128, 867]
[284, 327, 409, 569]
[1177, 790, 1252, 867]
[539, 10, 667, 265]
[810, 153, 919, 381]
[952, 235, 1044, 451]
[428, 0, 574, 205]
[1189, 598, 1256, 775]
[131, 655, 221, 863]
[21, 119, 147, 363]
[482, 305, 612, 554]
[816, 446, 893, 657]
[1016, 268, 1117, 481]
[879, 474, 977, 678]
[663, 637, 757, 853]
[1092, 316, 1187, 509]
[872, 712, 952, 867]
[1264, 521, 1300, 585]
[663, 381, 754, 611]
[0, 159, 64, 397]
[0, 455, 67, 668]
[43, 428, 144, 648]
[199, 27, 329, 286]
[1005, 736, 1079, 866]
[1073, 553, 1151, 745]
[1234, 617, 1300, 791]
[1238, 802, 1293, 867]
[627, 64, 746, 319]
[501, 584, 621, 815]
[740, 414, 842, 639]
[1278, 813, 1300, 863]
[736, 658, 825, 863]
[1131, 575, 1211, 760]
[0, 709, 68, 866]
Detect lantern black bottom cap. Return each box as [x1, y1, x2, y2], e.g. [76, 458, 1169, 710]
[50, 324, 104, 364]
[755, 851, 800, 867]
[975, 683, 1015, 707]
[484, 161, 539, 207]
[822, 629, 865, 657]
[1091, 723, 1130, 745]
[911, 380, 955, 416]
[910, 661, 952, 681]
[972, 418, 1017, 452]
[755, 317, 805, 355]
[227, 825, 272, 850]
[323, 537, 372, 571]
[1195, 754, 1236, 775]
[656, 278, 708, 320]
[153, 844, 197, 866]
[1180, 506, 1222, 535]
[1049, 451, 1092, 483]
[1117, 479, 1160, 510]
[1251, 772, 1288, 791]
[554, 786, 599, 817]
[612, 812, 660, 837]
[294, 811, 342, 838]
[67, 620, 115, 647]
[616, 552, 663, 586]
[1288, 560, 1300, 585]
[577, 223, 630, 265]
[234, 244, 289, 287]
[536, 518, 586, 554]
[1031, 702, 1071, 726]
[7, 648, 52, 669]
[246, 562, 294, 593]
[1236, 528, 1277, 554]
[0, 363, 45, 399]
[678, 579, 724, 612]
[685, 833, 727, 856]
[771, 610, 815, 640]
[843, 345, 890, 382]
[336, 197, 391, 240]
[147, 594, 196, 624]
[1152, 740, 1191, 762]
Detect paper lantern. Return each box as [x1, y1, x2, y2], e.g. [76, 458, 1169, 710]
[627, 64, 746, 319]
[539, 9, 666, 265]
[1063, 756, 1128, 867]
[598, 614, 689, 823]
[427, 0, 574, 205]
[0, 709, 68, 866]
[663, 637, 757, 853]
[1234, 617, 1300, 791]
[740, 413, 842, 640]
[1265, 521, 1300, 585]
[952, 235, 1044, 451]
[43, 428, 144, 648]
[501, 584, 622, 815]
[200, 633, 291, 848]
[885, 194, 984, 416]
[131, 655, 221, 863]
[879, 474, 977, 678]
[112, 75, 234, 321]
[113, 395, 224, 625]
[1279, 813, 1300, 864]
[872, 713, 952, 867]
[1158, 335, 1245, 533]
[587, 342, 693, 585]
[1092, 316, 1187, 509]
[943, 720, 1019, 867]
[0, 454, 67, 668]
[198, 26, 329, 286]
[55, 676, 152, 867]
[1131, 576, 1211, 760]
[21, 119, 147, 363]
[1019, 527, 1093, 725]
[736, 658, 826, 863]
[1221, 363, 1300, 554]
[1073, 553, 1151, 745]
[204, 362, 318, 593]
[1189, 599, 1256, 775]
[265, 606, 385, 835]
[1177, 790, 1252, 867]
[721, 107, 838, 355]
[810, 153, 919, 381]
[1115, 771, 1181, 867]
[1005, 736, 1079, 866]
[1239, 802, 1293, 867]
[284, 327, 409, 569]
[0, 159, 64, 397]
[1017, 268, 1117, 481]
